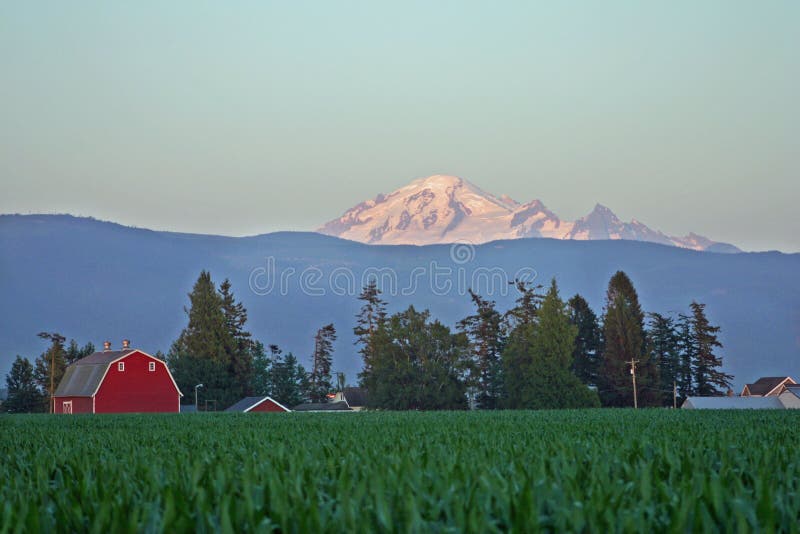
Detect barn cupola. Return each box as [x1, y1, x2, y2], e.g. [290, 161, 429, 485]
[103, 341, 112, 351]
[122, 339, 130, 349]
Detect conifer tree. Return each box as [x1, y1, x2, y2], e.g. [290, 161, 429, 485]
[354, 281, 387, 385]
[309, 324, 336, 402]
[168, 271, 236, 408]
[269, 351, 309, 408]
[567, 294, 601, 386]
[65, 339, 95, 365]
[219, 278, 254, 396]
[458, 289, 505, 409]
[675, 313, 695, 399]
[4, 356, 45, 413]
[646, 312, 681, 405]
[689, 301, 733, 396]
[250, 341, 272, 396]
[505, 279, 544, 328]
[599, 271, 660, 407]
[501, 279, 599, 409]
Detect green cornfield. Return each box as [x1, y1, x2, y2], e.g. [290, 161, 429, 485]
[1, 410, 798, 533]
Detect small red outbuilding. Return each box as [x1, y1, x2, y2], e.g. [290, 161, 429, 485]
[224, 396, 291, 413]
[54, 345, 183, 414]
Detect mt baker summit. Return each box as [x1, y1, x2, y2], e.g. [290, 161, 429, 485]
[318, 175, 739, 252]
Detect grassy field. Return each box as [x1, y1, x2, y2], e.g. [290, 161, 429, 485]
[1, 410, 799, 533]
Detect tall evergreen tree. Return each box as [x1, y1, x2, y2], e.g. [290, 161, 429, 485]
[34, 332, 66, 412]
[458, 289, 505, 409]
[309, 324, 336, 402]
[567, 294, 601, 386]
[270, 351, 309, 408]
[646, 312, 681, 406]
[599, 271, 660, 407]
[219, 278, 254, 397]
[4, 356, 45, 413]
[505, 279, 544, 328]
[501, 280, 599, 409]
[689, 301, 733, 396]
[354, 281, 387, 385]
[675, 313, 695, 400]
[251, 341, 272, 396]
[168, 271, 237, 409]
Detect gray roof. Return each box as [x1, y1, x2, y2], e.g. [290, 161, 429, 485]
[225, 396, 289, 412]
[682, 396, 785, 409]
[292, 401, 352, 412]
[342, 387, 368, 407]
[54, 349, 136, 397]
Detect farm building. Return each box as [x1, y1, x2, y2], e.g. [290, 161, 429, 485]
[681, 396, 785, 410]
[225, 396, 291, 413]
[778, 386, 800, 409]
[740, 376, 796, 397]
[332, 387, 368, 411]
[292, 401, 352, 412]
[54, 341, 182, 414]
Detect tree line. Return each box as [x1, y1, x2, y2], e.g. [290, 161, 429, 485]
[166, 271, 337, 409]
[3, 335, 95, 413]
[4, 269, 731, 412]
[356, 270, 732, 410]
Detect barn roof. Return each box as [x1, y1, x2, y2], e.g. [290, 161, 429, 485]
[54, 349, 181, 398]
[292, 401, 352, 412]
[55, 350, 136, 397]
[682, 396, 785, 409]
[743, 376, 796, 396]
[54, 363, 109, 396]
[73, 350, 135, 365]
[225, 396, 290, 412]
[342, 387, 368, 407]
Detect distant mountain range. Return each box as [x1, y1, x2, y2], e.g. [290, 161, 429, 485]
[1, 214, 797, 389]
[319, 175, 740, 252]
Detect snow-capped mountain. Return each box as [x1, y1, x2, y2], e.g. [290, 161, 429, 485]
[318, 175, 740, 252]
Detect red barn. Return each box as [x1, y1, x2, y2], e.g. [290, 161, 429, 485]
[224, 396, 291, 413]
[54, 342, 183, 414]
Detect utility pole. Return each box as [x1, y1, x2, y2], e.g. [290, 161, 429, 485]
[673, 381, 678, 409]
[38, 332, 65, 414]
[50, 346, 55, 413]
[195, 383, 204, 412]
[629, 358, 639, 409]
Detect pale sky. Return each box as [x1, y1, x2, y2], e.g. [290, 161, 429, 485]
[1, 1, 798, 252]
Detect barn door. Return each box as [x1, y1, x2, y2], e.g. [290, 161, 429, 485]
[62, 401, 73, 414]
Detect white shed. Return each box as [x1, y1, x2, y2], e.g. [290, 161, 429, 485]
[681, 396, 785, 409]
[778, 386, 800, 409]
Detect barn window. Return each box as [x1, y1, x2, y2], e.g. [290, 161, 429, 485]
[118, 362, 125, 372]
[62, 401, 72, 414]
[149, 361, 155, 372]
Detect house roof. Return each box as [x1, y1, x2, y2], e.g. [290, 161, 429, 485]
[292, 401, 352, 412]
[342, 387, 368, 407]
[225, 396, 290, 412]
[54, 349, 181, 398]
[743, 376, 796, 396]
[683, 396, 785, 409]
